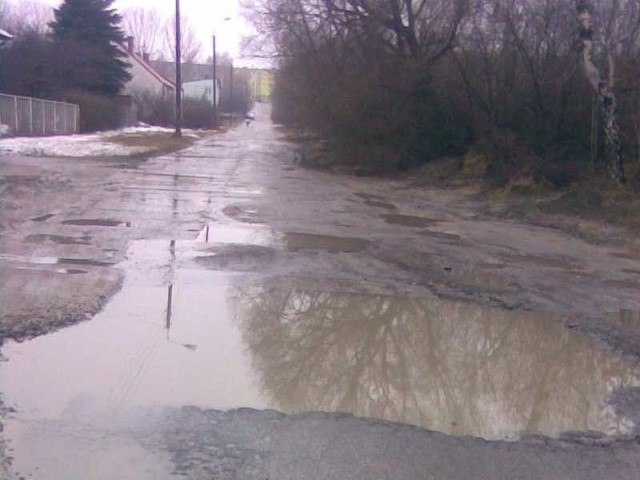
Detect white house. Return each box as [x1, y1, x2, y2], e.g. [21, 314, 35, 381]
[119, 37, 175, 99]
[183, 78, 221, 107]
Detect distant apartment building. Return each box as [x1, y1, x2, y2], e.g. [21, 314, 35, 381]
[237, 68, 274, 102]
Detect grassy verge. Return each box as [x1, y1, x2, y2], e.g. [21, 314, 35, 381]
[410, 155, 640, 241]
[104, 131, 211, 157]
[284, 126, 640, 239]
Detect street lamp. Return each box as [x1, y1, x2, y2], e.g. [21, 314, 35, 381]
[229, 60, 234, 125]
[174, 0, 182, 137]
[212, 17, 231, 130]
[212, 34, 217, 129]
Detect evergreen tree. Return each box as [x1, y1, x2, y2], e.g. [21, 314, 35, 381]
[49, 0, 131, 96]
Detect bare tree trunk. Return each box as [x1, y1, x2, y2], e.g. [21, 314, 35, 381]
[576, 0, 625, 183]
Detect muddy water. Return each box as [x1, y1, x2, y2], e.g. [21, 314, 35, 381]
[381, 213, 441, 228]
[2, 271, 264, 418]
[3, 229, 640, 435]
[235, 288, 639, 439]
[282, 232, 370, 253]
[2, 225, 640, 476]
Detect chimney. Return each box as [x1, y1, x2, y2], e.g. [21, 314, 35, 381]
[143, 52, 150, 62]
[126, 36, 134, 54]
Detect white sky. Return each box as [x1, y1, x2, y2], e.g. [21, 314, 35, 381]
[39, 0, 253, 63]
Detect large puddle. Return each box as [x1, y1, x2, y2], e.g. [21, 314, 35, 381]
[235, 288, 639, 439]
[2, 226, 640, 476]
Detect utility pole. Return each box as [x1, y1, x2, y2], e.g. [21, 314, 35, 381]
[229, 61, 234, 125]
[212, 34, 217, 129]
[174, 0, 182, 137]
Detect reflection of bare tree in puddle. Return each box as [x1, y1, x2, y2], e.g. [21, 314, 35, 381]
[234, 289, 639, 439]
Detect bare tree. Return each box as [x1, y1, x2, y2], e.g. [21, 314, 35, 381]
[121, 7, 163, 58]
[2, 0, 53, 34]
[577, 0, 626, 183]
[161, 14, 202, 63]
[248, 0, 639, 179]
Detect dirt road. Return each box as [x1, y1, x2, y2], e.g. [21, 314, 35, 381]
[1, 103, 639, 479]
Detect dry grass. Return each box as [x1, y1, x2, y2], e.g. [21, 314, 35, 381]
[104, 131, 212, 156]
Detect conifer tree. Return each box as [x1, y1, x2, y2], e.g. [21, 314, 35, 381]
[50, 0, 131, 96]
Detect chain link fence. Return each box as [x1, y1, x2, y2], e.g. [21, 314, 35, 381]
[0, 93, 80, 137]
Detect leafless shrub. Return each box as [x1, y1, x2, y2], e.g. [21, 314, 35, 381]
[248, 0, 640, 180]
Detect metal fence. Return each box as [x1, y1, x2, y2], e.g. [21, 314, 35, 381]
[0, 93, 80, 137]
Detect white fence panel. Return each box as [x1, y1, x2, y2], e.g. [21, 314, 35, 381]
[0, 93, 80, 137]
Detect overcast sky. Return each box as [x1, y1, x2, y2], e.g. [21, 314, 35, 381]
[40, 0, 252, 63]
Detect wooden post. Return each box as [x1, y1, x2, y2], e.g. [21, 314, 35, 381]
[29, 98, 34, 135]
[14, 95, 18, 134]
[229, 62, 234, 125]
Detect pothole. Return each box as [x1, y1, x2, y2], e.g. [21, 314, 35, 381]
[605, 279, 640, 290]
[615, 310, 640, 333]
[195, 245, 277, 270]
[355, 192, 397, 211]
[381, 213, 440, 228]
[444, 267, 513, 290]
[236, 287, 640, 440]
[196, 224, 275, 246]
[62, 219, 130, 227]
[30, 213, 56, 222]
[25, 234, 91, 245]
[282, 232, 370, 253]
[57, 258, 116, 267]
[498, 253, 583, 271]
[3, 276, 638, 443]
[417, 229, 463, 242]
[222, 205, 263, 224]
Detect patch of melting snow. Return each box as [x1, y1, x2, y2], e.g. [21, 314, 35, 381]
[0, 135, 148, 157]
[0, 126, 199, 157]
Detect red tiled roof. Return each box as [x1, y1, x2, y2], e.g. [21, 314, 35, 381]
[119, 43, 175, 89]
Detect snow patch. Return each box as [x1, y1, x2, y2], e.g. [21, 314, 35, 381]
[0, 126, 198, 157]
[0, 134, 148, 157]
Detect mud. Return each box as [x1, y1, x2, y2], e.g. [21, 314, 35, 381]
[222, 204, 264, 224]
[30, 213, 56, 222]
[24, 234, 91, 245]
[354, 192, 398, 211]
[497, 252, 584, 271]
[61, 219, 126, 227]
[57, 258, 116, 267]
[282, 232, 370, 253]
[381, 213, 441, 228]
[195, 245, 278, 270]
[2, 232, 639, 477]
